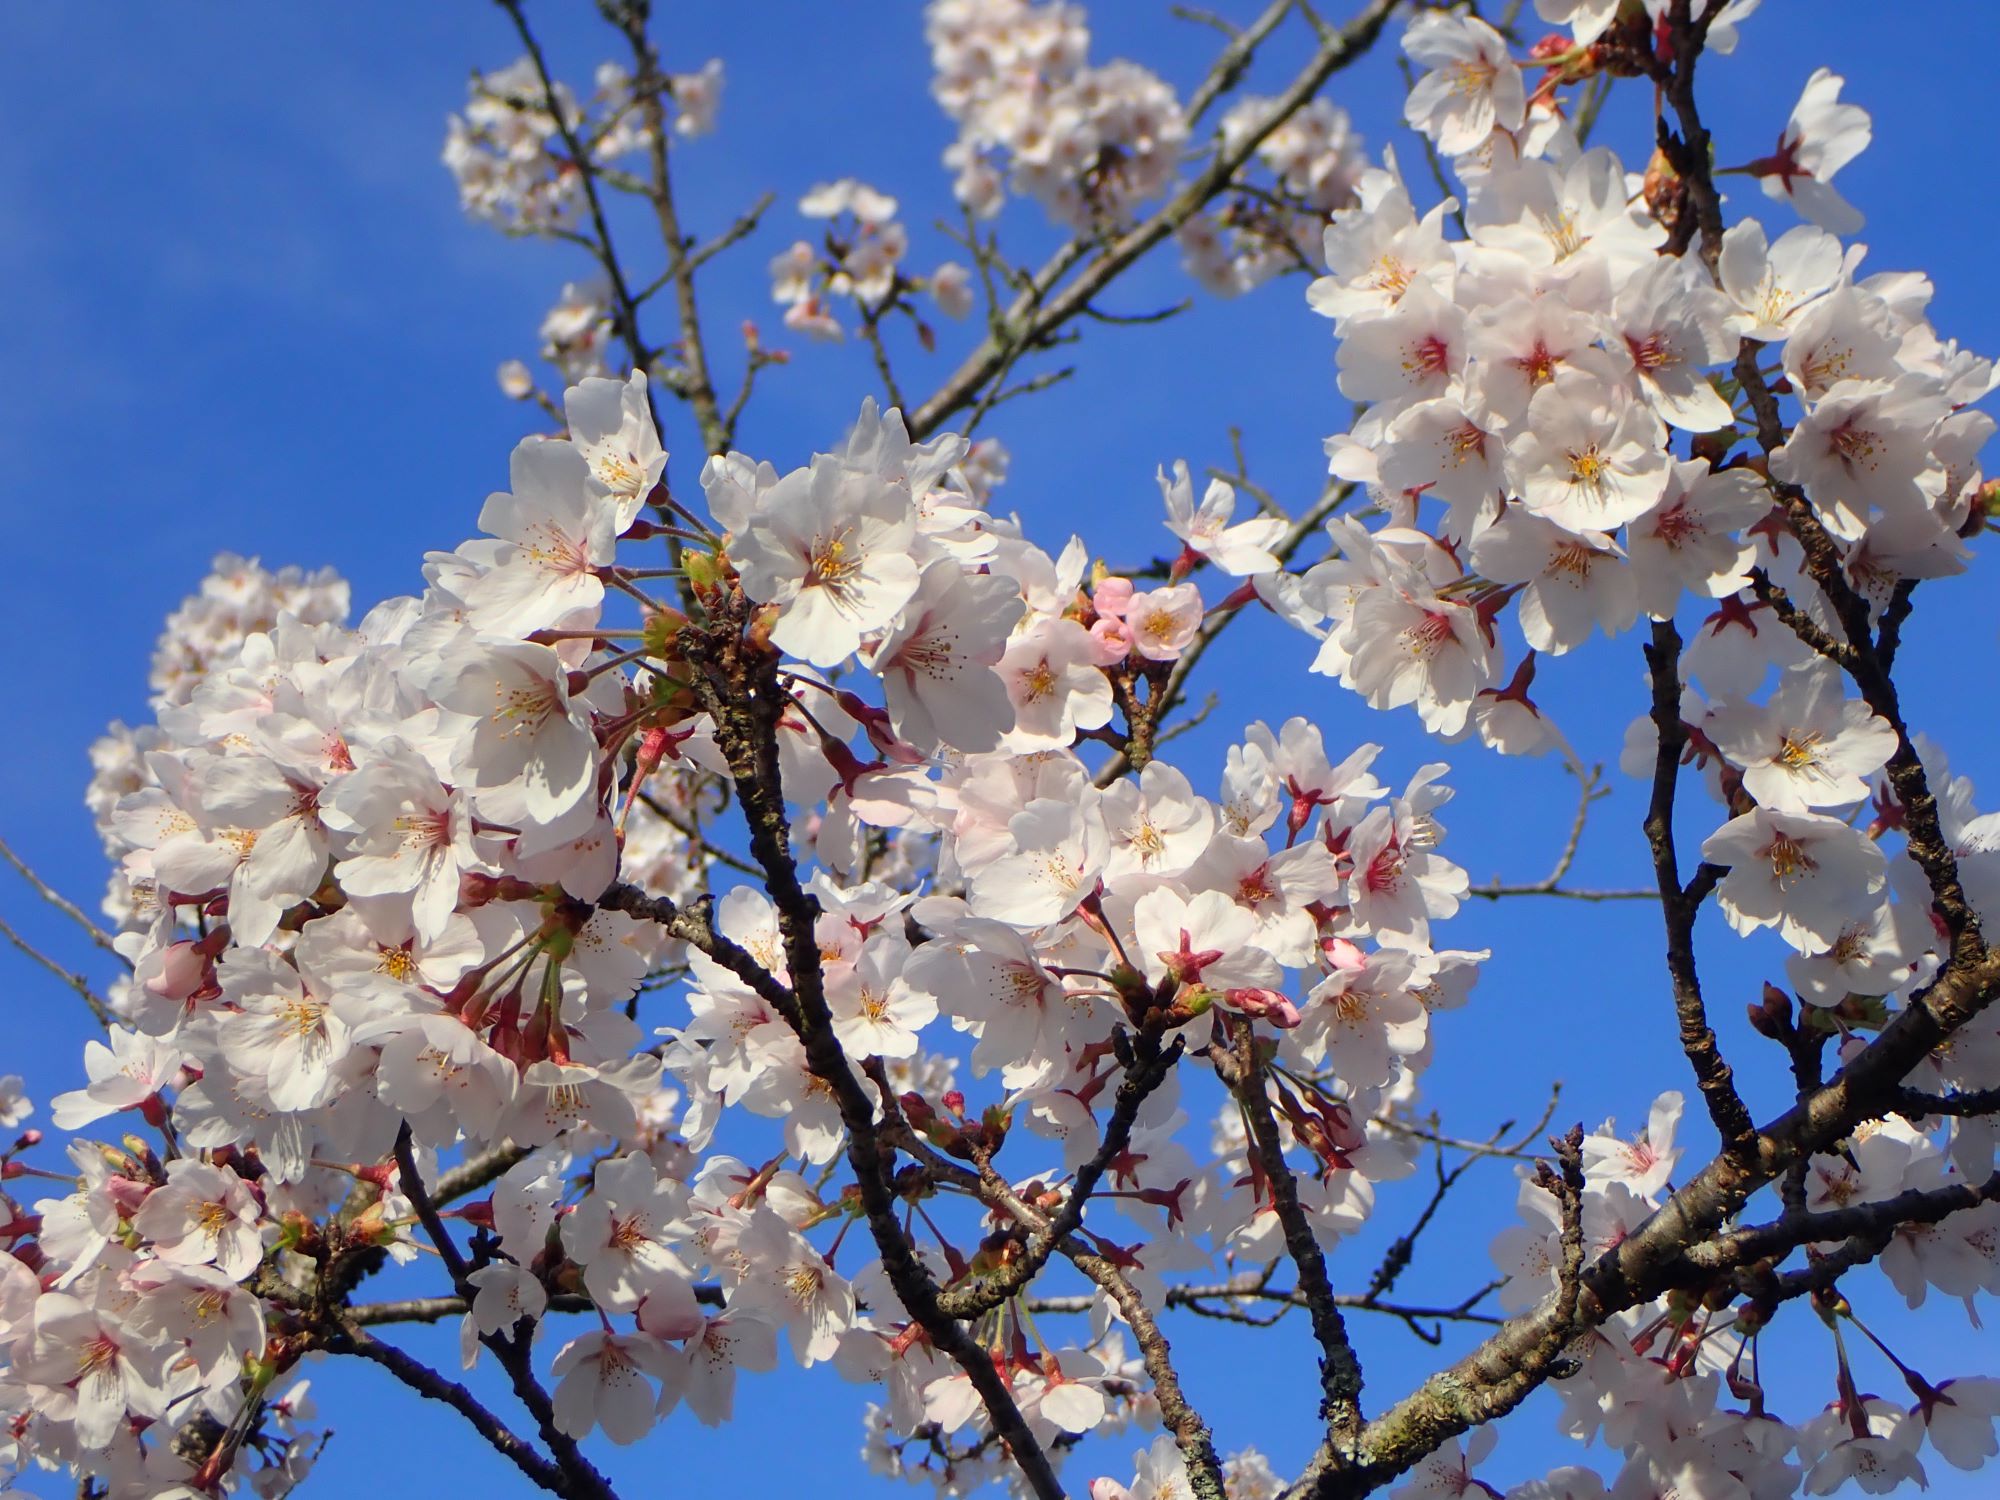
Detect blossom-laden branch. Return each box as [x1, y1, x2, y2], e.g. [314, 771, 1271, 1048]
[1226, 1016, 1366, 1462]
[904, 0, 1400, 441]
[393, 1128, 623, 1500]
[17, 2, 2000, 1500]
[667, 616, 1071, 1500]
[335, 1326, 578, 1499]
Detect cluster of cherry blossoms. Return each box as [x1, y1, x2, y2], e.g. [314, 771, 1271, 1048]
[13, 1, 2000, 1498]
[926, 0, 1187, 229]
[7, 335, 1517, 1493]
[1295, 8, 1987, 751]
[444, 53, 722, 231]
[767, 180, 975, 342]
[1179, 95, 1371, 298]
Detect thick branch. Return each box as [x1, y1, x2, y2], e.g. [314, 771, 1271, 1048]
[1231, 1017, 1365, 1456]
[674, 629, 1070, 1500]
[1643, 619, 1759, 1157]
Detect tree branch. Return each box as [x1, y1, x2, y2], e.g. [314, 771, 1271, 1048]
[1643, 618, 1759, 1158]
[904, 0, 1398, 440]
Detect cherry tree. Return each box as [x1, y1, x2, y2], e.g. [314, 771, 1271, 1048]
[5, 2, 2000, 1498]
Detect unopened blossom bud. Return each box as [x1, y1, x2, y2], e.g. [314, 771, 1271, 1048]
[683, 548, 724, 598]
[977, 1104, 1010, 1151]
[1091, 575, 1134, 619]
[745, 601, 782, 654]
[1642, 145, 1686, 235]
[1227, 987, 1302, 1028]
[1748, 982, 1793, 1040]
[276, 1211, 322, 1255]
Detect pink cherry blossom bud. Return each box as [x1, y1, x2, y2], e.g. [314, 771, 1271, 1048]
[1226, 988, 1302, 1028]
[1087, 617, 1132, 665]
[145, 941, 209, 1001]
[1091, 576, 1134, 619]
[1748, 982, 1793, 1040]
[1322, 937, 1367, 970]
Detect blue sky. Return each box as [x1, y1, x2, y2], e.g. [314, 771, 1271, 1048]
[3, 3, 1998, 1495]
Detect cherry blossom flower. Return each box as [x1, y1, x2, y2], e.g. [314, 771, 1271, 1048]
[1718, 219, 1845, 340]
[1750, 68, 1872, 234]
[734, 456, 920, 667]
[1159, 460, 1286, 575]
[1702, 806, 1889, 953]
[1124, 583, 1204, 662]
[551, 1330, 680, 1443]
[19, 1293, 167, 1450]
[862, 561, 1023, 753]
[1507, 376, 1671, 534]
[1471, 511, 1637, 656]
[430, 639, 602, 827]
[565, 370, 665, 532]
[130, 1160, 263, 1280]
[1705, 665, 1899, 812]
[1401, 11, 1523, 158]
[48, 1028, 184, 1131]
[463, 437, 616, 635]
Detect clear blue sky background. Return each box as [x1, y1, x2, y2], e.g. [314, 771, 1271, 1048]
[2, 3, 1997, 1496]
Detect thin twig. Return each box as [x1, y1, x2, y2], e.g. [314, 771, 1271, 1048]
[0, 833, 124, 960]
[0, 911, 112, 1025]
